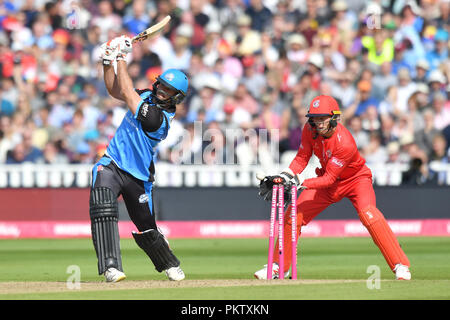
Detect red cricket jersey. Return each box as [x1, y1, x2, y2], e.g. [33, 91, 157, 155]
[289, 122, 368, 189]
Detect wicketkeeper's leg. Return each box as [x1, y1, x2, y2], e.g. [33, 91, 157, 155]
[273, 189, 333, 273]
[272, 204, 303, 274]
[348, 177, 410, 271]
[358, 205, 410, 270]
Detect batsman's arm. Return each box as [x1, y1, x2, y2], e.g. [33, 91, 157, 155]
[116, 60, 142, 115]
[103, 65, 125, 101]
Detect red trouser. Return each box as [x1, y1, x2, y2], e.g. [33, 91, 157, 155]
[273, 169, 410, 273]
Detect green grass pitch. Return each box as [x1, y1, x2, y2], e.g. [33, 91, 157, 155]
[0, 237, 449, 300]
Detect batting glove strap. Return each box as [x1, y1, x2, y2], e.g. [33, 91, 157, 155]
[100, 40, 118, 64]
[116, 53, 126, 61]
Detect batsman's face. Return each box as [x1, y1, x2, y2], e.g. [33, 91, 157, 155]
[156, 83, 177, 101]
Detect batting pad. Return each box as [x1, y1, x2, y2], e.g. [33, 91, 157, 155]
[132, 229, 180, 272]
[358, 205, 410, 270]
[90, 187, 123, 274]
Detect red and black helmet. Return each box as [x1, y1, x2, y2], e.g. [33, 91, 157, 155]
[306, 95, 342, 132]
[307, 95, 341, 118]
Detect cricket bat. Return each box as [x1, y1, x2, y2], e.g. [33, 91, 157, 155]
[132, 15, 171, 43]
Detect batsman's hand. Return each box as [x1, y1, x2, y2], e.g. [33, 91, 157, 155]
[100, 40, 118, 65]
[116, 35, 133, 61]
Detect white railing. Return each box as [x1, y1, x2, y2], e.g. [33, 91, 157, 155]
[1, 160, 449, 188]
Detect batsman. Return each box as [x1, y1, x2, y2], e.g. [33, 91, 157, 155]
[256, 95, 411, 280]
[90, 35, 188, 282]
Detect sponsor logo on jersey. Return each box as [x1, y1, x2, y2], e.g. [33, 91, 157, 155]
[331, 157, 344, 167]
[139, 194, 149, 203]
[141, 103, 149, 117]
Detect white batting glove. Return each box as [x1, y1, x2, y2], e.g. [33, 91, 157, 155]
[116, 35, 133, 61]
[100, 39, 118, 66]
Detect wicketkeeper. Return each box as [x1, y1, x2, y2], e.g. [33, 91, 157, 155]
[90, 35, 188, 282]
[256, 95, 411, 280]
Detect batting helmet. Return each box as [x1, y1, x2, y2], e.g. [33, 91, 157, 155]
[154, 69, 189, 105]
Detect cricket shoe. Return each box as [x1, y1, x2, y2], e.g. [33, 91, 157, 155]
[104, 267, 126, 283]
[254, 263, 290, 280]
[165, 266, 185, 281]
[394, 264, 411, 280]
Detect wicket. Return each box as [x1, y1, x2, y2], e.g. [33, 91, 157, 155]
[267, 184, 298, 280]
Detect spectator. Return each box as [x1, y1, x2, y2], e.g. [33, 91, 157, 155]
[431, 92, 450, 130]
[348, 115, 370, 151]
[306, 53, 324, 91]
[0, 0, 448, 186]
[379, 113, 398, 146]
[160, 23, 192, 71]
[373, 62, 397, 101]
[240, 55, 266, 99]
[90, 0, 122, 43]
[413, 59, 430, 85]
[123, 0, 150, 36]
[415, 108, 440, 157]
[235, 14, 262, 56]
[426, 28, 449, 71]
[345, 80, 379, 118]
[396, 67, 417, 113]
[331, 72, 356, 109]
[428, 133, 449, 185]
[427, 69, 447, 96]
[231, 82, 259, 116]
[285, 34, 308, 66]
[245, 0, 273, 32]
[6, 129, 43, 164]
[38, 140, 70, 164]
[386, 141, 407, 165]
[361, 28, 394, 66]
[186, 74, 225, 124]
[363, 131, 388, 165]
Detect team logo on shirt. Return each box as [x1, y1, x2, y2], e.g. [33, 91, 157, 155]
[139, 194, 149, 203]
[326, 150, 332, 158]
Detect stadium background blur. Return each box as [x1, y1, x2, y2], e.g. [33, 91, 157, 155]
[0, 0, 450, 187]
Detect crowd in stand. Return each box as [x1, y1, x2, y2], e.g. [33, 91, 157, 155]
[0, 0, 449, 185]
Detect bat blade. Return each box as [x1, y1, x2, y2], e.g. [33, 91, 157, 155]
[132, 15, 171, 43]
